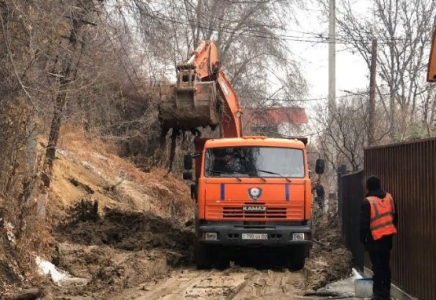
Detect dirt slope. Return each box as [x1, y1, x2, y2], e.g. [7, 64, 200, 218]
[44, 130, 196, 299]
[50, 128, 194, 221]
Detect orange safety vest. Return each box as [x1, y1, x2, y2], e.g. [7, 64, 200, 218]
[366, 193, 397, 240]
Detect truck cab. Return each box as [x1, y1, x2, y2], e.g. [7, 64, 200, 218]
[184, 136, 324, 270]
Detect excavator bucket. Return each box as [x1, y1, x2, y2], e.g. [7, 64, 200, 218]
[159, 64, 221, 131]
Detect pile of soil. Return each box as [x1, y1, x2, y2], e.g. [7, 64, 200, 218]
[52, 244, 173, 298]
[49, 200, 195, 298]
[303, 209, 353, 291]
[56, 200, 194, 256]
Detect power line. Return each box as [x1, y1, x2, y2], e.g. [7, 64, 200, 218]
[247, 91, 373, 103]
[142, 1, 432, 45]
[146, 12, 431, 45]
[181, 0, 428, 43]
[106, 2, 386, 44]
[106, 1, 432, 45]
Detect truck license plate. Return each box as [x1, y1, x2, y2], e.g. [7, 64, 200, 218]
[241, 233, 268, 240]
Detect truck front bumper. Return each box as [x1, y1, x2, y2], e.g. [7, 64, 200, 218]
[198, 222, 312, 246]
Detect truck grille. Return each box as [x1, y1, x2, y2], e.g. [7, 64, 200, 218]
[222, 206, 287, 219]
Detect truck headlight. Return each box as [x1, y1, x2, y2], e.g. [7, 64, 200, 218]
[205, 232, 218, 240]
[292, 233, 305, 241]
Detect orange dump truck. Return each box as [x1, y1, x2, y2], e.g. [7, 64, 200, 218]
[182, 136, 324, 270]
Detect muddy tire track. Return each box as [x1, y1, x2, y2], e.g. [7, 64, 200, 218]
[113, 267, 308, 300]
[52, 203, 352, 300]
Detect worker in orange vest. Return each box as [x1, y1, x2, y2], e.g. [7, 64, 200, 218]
[360, 176, 398, 300]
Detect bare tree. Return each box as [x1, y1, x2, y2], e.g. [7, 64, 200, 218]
[112, 0, 307, 108]
[314, 93, 389, 172]
[45, 1, 98, 174]
[330, 0, 436, 140]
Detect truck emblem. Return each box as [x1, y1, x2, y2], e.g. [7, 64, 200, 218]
[243, 206, 266, 212]
[248, 187, 262, 200]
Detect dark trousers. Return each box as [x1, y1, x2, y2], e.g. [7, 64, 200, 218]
[369, 251, 391, 299]
[316, 197, 324, 208]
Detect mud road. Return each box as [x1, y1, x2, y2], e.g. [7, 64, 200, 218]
[113, 267, 308, 300]
[47, 202, 351, 300]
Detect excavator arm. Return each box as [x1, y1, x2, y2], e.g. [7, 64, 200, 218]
[159, 41, 242, 138]
[428, 23, 436, 82]
[216, 70, 242, 137]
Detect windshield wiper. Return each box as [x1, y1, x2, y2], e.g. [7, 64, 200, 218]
[209, 170, 242, 181]
[256, 169, 292, 183]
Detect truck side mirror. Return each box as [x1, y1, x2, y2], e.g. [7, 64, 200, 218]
[184, 154, 193, 170]
[183, 171, 193, 180]
[315, 159, 325, 174]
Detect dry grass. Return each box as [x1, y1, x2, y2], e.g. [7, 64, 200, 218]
[51, 126, 194, 222]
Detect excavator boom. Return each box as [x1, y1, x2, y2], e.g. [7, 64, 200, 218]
[428, 23, 436, 82]
[216, 71, 242, 137]
[159, 41, 242, 137]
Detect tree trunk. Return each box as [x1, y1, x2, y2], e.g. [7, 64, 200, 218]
[44, 11, 84, 185]
[45, 86, 68, 171]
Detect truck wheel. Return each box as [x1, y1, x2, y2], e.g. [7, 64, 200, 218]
[194, 239, 213, 269]
[288, 246, 306, 271]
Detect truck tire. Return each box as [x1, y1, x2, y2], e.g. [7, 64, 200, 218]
[194, 238, 213, 269]
[288, 246, 306, 271]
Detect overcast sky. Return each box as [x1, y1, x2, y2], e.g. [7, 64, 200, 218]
[290, 1, 370, 106]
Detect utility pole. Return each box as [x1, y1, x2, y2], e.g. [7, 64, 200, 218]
[326, 0, 336, 213]
[368, 39, 377, 146]
[328, 0, 336, 113]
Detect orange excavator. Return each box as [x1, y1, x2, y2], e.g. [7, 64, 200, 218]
[159, 41, 324, 269]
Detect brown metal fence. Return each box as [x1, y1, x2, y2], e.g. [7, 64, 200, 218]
[340, 170, 365, 271]
[365, 138, 436, 300]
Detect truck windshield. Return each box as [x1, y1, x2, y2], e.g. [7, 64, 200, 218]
[205, 147, 304, 178]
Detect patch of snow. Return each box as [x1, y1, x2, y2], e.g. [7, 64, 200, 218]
[92, 152, 108, 161]
[5, 221, 16, 244]
[318, 268, 363, 298]
[56, 149, 68, 156]
[79, 160, 119, 183]
[352, 268, 363, 279]
[80, 161, 94, 170]
[36, 256, 88, 286]
[57, 149, 73, 160]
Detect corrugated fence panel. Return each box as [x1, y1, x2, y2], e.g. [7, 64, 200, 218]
[364, 138, 436, 300]
[340, 170, 365, 271]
